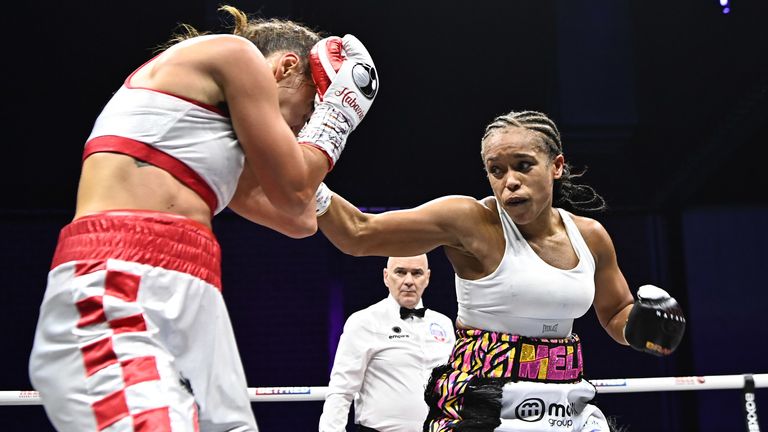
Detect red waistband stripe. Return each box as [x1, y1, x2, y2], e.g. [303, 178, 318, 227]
[52, 211, 222, 290]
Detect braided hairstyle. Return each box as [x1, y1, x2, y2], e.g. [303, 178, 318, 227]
[481, 110, 606, 212]
[160, 5, 321, 81]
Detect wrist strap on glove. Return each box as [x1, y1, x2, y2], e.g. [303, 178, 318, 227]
[315, 182, 333, 216]
[298, 104, 352, 170]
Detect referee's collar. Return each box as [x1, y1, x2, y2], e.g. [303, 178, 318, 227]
[385, 294, 424, 312]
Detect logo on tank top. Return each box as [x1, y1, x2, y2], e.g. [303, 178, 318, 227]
[542, 323, 559, 333]
[430, 323, 448, 343]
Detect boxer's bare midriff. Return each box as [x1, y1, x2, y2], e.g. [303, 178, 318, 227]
[455, 318, 477, 330]
[74, 153, 213, 228]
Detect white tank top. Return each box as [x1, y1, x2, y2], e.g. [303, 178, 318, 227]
[455, 203, 596, 337]
[85, 66, 244, 215]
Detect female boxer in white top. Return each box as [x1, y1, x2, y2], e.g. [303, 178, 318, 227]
[314, 110, 685, 431]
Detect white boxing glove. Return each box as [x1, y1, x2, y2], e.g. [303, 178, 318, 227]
[298, 35, 378, 169]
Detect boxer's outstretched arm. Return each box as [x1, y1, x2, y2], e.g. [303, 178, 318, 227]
[318, 189, 482, 258]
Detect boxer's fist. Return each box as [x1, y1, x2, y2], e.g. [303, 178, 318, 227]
[309, 34, 378, 129]
[624, 285, 686, 356]
[299, 35, 378, 169]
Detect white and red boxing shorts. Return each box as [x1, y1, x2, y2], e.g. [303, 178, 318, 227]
[29, 210, 258, 431]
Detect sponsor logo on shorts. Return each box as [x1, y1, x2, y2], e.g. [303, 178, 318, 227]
[516, 398, 546, 422]
[515, 398, 576, 428]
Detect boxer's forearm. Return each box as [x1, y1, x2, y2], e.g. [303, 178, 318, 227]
[607, 303, 633, 345]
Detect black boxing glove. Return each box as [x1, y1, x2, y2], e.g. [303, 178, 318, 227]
[624, 285, 686, 356]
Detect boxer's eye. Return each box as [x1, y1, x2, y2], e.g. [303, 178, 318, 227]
[515, 161, 533, 172]
[487, 166, 503, 177]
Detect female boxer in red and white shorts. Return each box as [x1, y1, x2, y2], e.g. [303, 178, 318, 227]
[29, 5, 378, 431]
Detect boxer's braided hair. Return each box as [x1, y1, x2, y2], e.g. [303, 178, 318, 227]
[481, 110, 606, 213]
[159, 5, 321, 81]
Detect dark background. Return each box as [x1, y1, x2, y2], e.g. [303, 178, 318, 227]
[3, 0, 767, 430]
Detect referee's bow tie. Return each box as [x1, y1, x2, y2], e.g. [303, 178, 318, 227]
[400, 307, 426, 320]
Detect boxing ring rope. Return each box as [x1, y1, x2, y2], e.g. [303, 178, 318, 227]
[1, 373, 765, 405]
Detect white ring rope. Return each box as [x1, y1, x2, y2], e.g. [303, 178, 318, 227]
[591, 373, 767, 394]
[1, 373, 765, 406]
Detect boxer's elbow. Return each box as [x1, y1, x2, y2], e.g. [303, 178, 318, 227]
[284, 225, 318, 239]
[282, 213, 318, 239]
[270, 189, 316, 219]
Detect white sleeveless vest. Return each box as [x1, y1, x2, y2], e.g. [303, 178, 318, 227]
[455, 203, 596, 337]
[86, 70, 244, 215]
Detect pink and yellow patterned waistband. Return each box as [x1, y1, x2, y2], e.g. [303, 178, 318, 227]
[449, 329, 583, 383]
